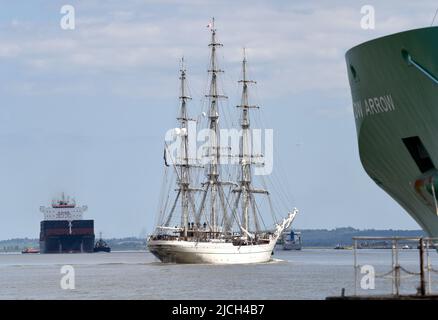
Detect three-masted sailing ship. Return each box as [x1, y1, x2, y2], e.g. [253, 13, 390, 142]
[147, 20, 298, 264]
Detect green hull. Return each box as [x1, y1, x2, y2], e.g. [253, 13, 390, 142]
[346, 27, 438, 236]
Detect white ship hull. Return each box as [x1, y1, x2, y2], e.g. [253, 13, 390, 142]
[148, 238, 278, 264]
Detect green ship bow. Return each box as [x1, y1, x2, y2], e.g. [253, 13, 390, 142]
[346, 27, 438, 236]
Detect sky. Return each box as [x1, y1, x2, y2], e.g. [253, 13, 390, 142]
[1, 0, 437, 238]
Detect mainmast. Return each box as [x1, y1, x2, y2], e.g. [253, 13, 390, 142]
[202, 18, 228, 233]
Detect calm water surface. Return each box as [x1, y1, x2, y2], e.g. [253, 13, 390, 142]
[1, 248, 438, 299]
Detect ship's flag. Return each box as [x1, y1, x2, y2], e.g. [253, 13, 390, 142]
[163, 147, 169, 167]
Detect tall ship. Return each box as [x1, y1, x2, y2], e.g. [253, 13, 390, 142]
[346, 26, 438, 238]
[39, 193, 94, 253]
[147, 20, 298, 264]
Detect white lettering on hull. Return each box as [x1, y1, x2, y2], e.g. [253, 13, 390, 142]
[353, 94, 395, 120]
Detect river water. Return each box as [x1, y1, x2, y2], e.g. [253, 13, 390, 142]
[1, 248, 438, 299]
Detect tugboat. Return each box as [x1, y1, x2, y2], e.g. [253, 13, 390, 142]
[94, 232, 111, 253]
[21, 248, 40, 254]
[334, 244, 353, 250]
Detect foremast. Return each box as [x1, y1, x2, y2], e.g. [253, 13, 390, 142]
[175, 58, 200, 239]
[158, 58, 199, 238]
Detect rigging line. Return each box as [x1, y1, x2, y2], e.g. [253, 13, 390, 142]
[254, 107, 294, 205]
[272, 135, 295, 204]
[267, 195, 279, 225]
[432, 7, 438, 26]
[252, 110, 292, 203]
[250, 108, 293, 207]
[268, 148, 294, 207]
[201, 194, 214, 231]
[156, 167, 170, 226]
[160, 171, 175, 225]
[194, 165, 204, 189]
[195, 183, 209, 225]
[271, 169, 293, 208]
[218, 185, 231, 231]
[163, 142, 182, 182]
[187, 191, 198, 224]
[231, 191, 243, 230]
[159, 180, 171, 224]
[264, 182, 280, 223]
[271, 132, 294, 198]
[219, 78, 233, 129]
[164, 190, 181, 227]
[260, 174, 281, 223]
[228, 189, 238, 227]
[252, 193, 267, 231]
[258, 194, 274, 226]
[264, 172, 289, 211]
[249, 192, 262, 232]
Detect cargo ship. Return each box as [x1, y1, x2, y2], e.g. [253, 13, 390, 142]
[39, 193, 94, 253]
[346, 27, 438, 238]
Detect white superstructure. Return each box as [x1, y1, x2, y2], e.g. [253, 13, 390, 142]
[40, 192, 87, 221]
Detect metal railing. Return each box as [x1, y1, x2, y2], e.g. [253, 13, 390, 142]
[352, 237, 438, 296]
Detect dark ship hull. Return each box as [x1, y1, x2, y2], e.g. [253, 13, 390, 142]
[39, 220, 95, 253]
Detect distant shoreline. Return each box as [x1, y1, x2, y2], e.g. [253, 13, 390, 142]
[0, 228, 425, 253]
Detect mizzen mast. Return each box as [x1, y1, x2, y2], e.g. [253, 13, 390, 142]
[235, 49, 267, 236]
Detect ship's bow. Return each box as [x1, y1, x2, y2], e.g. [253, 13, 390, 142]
[346, 26, 438, 236]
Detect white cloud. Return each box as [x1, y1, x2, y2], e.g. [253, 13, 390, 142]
[0, 43, 21, 57]
[0, 1, 436, 99]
